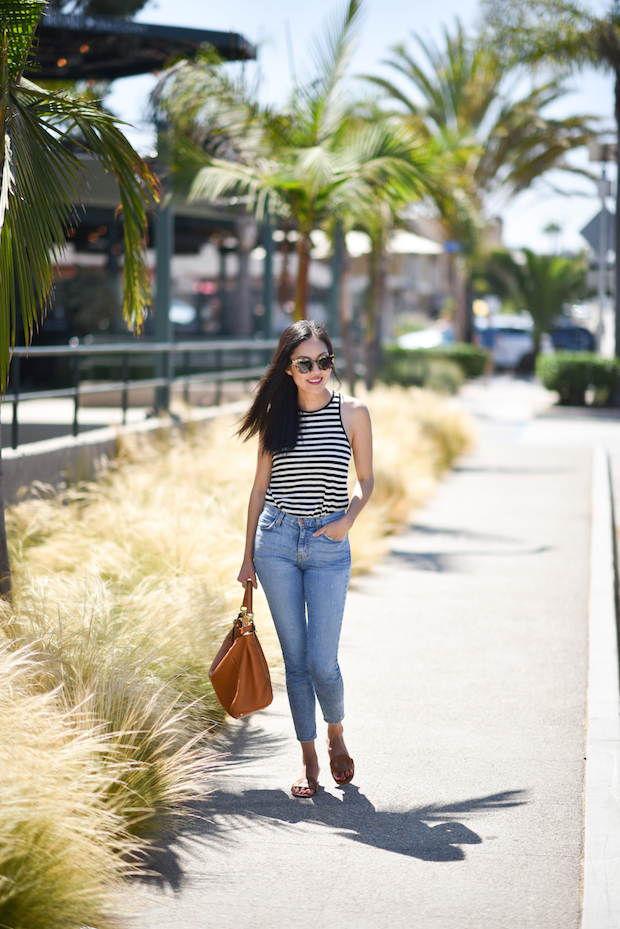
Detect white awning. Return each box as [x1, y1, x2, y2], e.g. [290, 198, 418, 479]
[310, 228, 444, 259]
[345, 231, 372, 257]
[388, 230, 443, 255]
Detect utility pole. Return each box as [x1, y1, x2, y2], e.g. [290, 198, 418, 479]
[597, 165, 609, 354]
[587, 138, 616, 355]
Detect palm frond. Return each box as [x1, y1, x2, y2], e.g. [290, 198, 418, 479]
[358, 74, 421, 115]
[0, 9, 159, 389]
[479, 0, 607, 69]
[11, 80, 158, 334]
[0, 0, 45, 80]
[293, 0, 362, 144]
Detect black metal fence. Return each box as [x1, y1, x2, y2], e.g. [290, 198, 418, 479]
[5, 339, 279, 449]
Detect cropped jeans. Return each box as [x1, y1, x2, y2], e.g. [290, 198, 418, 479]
[254, 503, 352, 743]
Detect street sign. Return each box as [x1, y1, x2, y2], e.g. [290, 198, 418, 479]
[587, 139, 617, 163]
[580, 208, 615, 251]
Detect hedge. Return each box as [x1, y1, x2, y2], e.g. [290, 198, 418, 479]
[378, 346, 463, 394]
[536, 352, 620, 406]
[380, 343, 488, 385]
[422, 344, 489, 378]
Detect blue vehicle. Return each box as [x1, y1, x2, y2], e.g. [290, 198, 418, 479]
[549, 323, 594, 352]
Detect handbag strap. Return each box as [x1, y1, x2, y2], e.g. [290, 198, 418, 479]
[242, 579, 253, 616]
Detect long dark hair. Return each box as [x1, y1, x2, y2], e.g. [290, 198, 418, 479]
[238, 320, 338, 454]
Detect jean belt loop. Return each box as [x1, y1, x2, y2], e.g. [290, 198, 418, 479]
[275, 509, 285, 527]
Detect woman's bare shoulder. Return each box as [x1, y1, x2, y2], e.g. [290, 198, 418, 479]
[340, 393, 370, 417]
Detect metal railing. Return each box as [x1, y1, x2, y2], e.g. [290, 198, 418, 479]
[4, 339, 279, 449]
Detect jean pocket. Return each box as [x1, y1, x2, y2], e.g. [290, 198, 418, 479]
[258, 514, 277, 531]
[323, 531, 347, 543]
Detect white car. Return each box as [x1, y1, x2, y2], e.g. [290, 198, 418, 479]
[397, 328, 454, 350]
[477, 317, 534, 369]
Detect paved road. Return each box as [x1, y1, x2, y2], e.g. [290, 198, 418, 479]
[126, 376, 613, 929]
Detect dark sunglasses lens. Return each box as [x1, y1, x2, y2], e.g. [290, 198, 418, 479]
[317, 355, 333, 371]
[295, 359, 312, 373]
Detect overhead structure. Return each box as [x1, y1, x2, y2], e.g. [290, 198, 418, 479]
[29, 11, 256, 81]
[27, 12, 259, 350]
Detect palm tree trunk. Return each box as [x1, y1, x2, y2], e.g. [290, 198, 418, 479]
[0, 423, 12, 601]
[293, 233, 312, 321]
[365, 237, 387, 390]
[454, 256, 467, 342]
[277, 238, 294, 307]
[338, 244, 356, 396]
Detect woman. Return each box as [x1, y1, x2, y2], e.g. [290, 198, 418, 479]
[237, 320, 373, 798]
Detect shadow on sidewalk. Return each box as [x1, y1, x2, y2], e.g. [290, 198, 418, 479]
[388, 547, 551, 572]
[138, 786, 527, 891]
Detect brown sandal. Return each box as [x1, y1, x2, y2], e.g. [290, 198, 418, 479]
[330, 754, 354, 786]
[291, 775, 319, 798]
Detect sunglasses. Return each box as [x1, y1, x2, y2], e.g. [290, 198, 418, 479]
[290, 353, 334, 374]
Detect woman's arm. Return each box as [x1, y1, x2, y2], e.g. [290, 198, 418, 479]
[238, 449, 272, 588]
[313, 399, 374, 540]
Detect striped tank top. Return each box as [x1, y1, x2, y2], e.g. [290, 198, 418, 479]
[265, 391, 351, 517]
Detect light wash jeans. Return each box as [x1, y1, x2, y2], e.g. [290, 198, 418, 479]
[254, 503, 352, 743]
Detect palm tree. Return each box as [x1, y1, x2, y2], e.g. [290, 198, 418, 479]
[481, 0, 620, 355]
[154, 1, 444, 323]
[366, 18, 595, 204]
[363, 18, 596, 339]
[543, 221, 563, 253]
[479, 248, 587, 350]
[0, 0, 158, 596]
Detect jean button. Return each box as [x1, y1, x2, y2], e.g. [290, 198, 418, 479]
[298, 518, 304, 525]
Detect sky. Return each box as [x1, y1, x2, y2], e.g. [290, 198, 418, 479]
[105, 0, 618, 254]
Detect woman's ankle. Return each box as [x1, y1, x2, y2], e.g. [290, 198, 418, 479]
[327, 722, 344, 741]
[301, 740, 318, 768]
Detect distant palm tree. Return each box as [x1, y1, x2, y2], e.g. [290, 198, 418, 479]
[543, 221, 563, 253]
[154, 1, 444, 323]
[480, 248, 587, 351]
[364, 19, 595, 340]
[366, 18, 595, 206]
[0, 0, 158, 596]
[481, 0, 620, 356]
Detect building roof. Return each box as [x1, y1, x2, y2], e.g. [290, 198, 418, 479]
[28, 11, 255, 81]
[388, 230, 443, 256]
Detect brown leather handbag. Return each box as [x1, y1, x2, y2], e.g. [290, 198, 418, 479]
[208, 580, 273, 719]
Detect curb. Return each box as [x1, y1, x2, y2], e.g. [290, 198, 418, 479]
[582, 446, 620, 927]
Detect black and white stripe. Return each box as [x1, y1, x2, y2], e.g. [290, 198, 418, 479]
[265, 391, 351, 517]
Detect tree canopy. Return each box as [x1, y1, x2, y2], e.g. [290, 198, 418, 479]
[477, 248, 587, 349]
[365, 18, 596, 208]
[0, 0, 158, 386]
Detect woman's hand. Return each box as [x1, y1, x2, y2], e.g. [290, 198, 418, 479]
[237, 559, 257, 588]
[313, 515, 351, 541]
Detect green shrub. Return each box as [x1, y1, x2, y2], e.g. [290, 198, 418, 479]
[536, 352, 620, 406]
[424, 359, 465, 394]
[378, 346, 464, 394]
[379, 342, 488, 390]
[424, 344, 488, 378]
[380, 343, 487, 387]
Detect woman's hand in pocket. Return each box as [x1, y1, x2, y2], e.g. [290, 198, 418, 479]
[313, 516, 351, 541]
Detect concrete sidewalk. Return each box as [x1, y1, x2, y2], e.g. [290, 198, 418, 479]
[126, 377, 616, 929]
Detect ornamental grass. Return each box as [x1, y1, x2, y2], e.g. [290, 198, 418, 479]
[0, 384, 475, 926]
[0, 644, 137, 929]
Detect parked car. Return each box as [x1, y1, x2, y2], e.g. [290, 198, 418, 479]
[397, 327, 454, 350]
[549, 322, 594, 352]
[475, 317, 534, 369]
